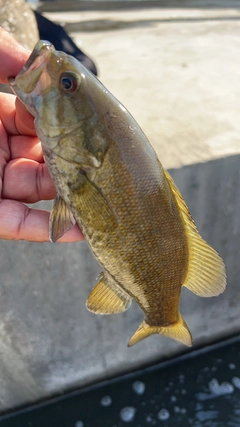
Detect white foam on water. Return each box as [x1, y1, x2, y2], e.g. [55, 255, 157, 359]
[157, 409, 170, 421]
[232, 377, 240, 389]
[100, 395, 112, 407]
[209, 379, 234, 396]
[75, 421, 84, 427]
[132, 381, 145, 395]
[119, 407, 136, 423]
[196, 392, 212, 401]
[196, 410, 218, 422]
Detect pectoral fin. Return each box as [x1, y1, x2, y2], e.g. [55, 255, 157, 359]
[50, 194, 75, 242]
[71, 171, 118, 230]
[164, 169, 226, 297]
[86, 272, 132, 314]
[128, 315, 192, 347]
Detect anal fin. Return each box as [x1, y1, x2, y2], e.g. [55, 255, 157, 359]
[86, 273, 132, 315]
[128, 315, 192, 347]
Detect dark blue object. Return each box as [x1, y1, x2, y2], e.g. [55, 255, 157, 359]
[0, 335, 240, 426]
[34, 11, 98, 76]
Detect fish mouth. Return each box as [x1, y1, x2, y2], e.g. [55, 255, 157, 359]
[9, 40, 55, 95]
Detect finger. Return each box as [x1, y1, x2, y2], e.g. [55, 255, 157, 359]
[2, 158, 56, 203]
[0, 93, 36, 136]
[15, 98, 36, 136]
[10, 135, 43, 162]
[0, 28, 30, 84]
[0, 199, 84, 243]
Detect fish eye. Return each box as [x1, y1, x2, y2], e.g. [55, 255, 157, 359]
[59, 72, 80, 93]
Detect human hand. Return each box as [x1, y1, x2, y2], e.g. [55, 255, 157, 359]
[0, 28, 84, 242]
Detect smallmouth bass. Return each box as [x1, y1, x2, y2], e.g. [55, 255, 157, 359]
[9, 41, 226, 347]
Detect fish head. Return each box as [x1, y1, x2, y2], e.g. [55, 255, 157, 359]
[9, 40, 92, 142]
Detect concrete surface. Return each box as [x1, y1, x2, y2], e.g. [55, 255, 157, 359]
[0, 1, 240, 412]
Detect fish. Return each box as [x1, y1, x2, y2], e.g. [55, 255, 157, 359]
[9, 40, 226, 347]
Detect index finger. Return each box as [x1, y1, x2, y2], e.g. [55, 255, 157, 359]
[0, 27, 30, 84]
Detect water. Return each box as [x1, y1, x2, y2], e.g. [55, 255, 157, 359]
[1, 335, 240, 427]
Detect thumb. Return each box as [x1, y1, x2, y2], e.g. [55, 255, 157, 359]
[0, 27, 30, 84]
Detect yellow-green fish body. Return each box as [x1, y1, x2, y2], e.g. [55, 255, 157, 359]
[10, 41, 226, 347]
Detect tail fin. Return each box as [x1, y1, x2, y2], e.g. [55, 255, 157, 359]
[128, 316, 192, 347]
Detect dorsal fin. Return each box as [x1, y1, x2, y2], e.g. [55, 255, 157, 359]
[164, 169, 226, 297]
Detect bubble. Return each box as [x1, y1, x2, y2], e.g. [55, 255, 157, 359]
[232, 377, 240, 389]
[170, 395, 177, 402]
[181, 389, 187, 395]
[146, 415, 153, 423]
[75, 422, 84, 427]
[174, 406, 181, 413]
[157, 409, 170, 421]
[119, 407, 136, 423]
[181, 408, 187, 414]
[229, 363, 236, 370]
[132, 381, 145, 395]
[100, 396, 112, 407]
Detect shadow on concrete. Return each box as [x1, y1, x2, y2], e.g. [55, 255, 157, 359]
[39, 1, 240, 13]
[63, 14, 240, 32]
[0, 153, 239, 411]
